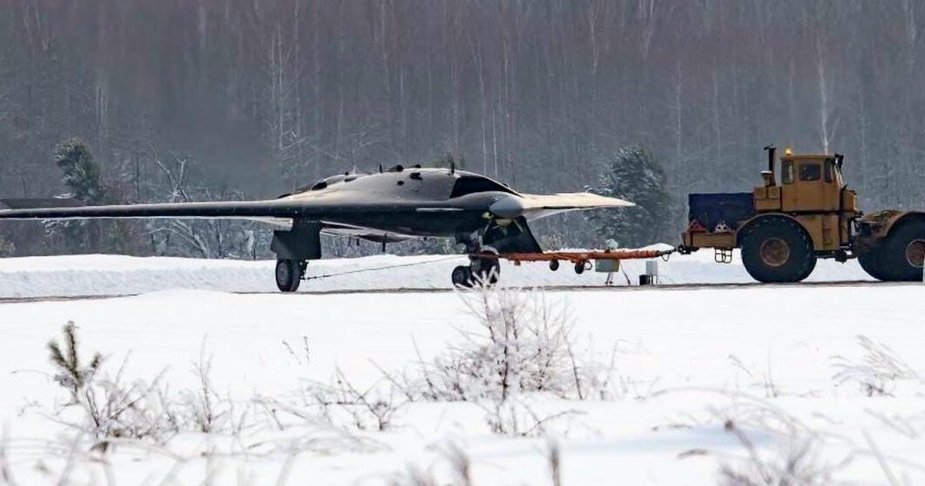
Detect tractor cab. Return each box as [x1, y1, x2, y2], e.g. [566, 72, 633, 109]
[682, 144, 924, 284]
[755, 147, 858, 215]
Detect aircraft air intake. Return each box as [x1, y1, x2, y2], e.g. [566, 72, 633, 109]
[488, 195, 526, 219]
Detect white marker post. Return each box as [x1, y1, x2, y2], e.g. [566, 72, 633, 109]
[645, 260, 660, 285]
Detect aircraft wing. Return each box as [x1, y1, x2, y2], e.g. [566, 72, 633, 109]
[490, 192, 634, 220]
[0, 197, 437, 235]
[320, 223, 415, 243]
[0, 198, 85, 210]
[0, 198, 329, 227]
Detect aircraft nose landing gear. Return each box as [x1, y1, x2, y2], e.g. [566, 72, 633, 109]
[452, 237, 502, 288]
[451, 265, 473, 287]
[451, 257, 501, 288]
[470, 254, 500, 285]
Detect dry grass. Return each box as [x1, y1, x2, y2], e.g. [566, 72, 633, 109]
[831, 335, 919, 397]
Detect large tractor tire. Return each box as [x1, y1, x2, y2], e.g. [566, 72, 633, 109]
[740, 217, 817, 283]
[876, 219, 925, 281]
[799, 254, 818, 282]
[858, 246, 892, 281]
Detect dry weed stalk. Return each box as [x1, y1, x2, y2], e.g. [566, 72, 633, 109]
[832, 335, 919, 397]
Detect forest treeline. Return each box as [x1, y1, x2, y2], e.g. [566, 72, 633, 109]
[0, 0, 923, 257]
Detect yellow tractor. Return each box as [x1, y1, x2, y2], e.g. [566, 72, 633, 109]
[679, 146, 925, 282]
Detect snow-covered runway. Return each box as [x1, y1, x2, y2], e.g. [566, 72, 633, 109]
[0, 253, 922, 484]
[0, 246, 873, 299]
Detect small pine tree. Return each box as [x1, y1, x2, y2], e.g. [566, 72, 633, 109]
[51, 138, 132, 253]
[48, 321, 103, 403]
[54, 138, 111, 205]
[585, 147, 674, 248]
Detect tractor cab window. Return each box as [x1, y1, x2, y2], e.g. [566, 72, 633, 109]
[824, 158, 843, 185]
[799, 163, 821, 182]
[781, 161, 794, 184]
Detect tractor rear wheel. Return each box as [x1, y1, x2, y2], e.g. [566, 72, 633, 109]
[740, 217, 817, 283]
[877, 220, 925, 281]
[858, 246, 892, 281]
[275, 259, 303, 293]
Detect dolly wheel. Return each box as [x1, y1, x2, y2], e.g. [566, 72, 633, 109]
[574, 261, 586, 275]
[276, 259, 303, 293]
[877, 219, 925, 281]
[740, 217, 816, 283]
[549, 260, 560, 271]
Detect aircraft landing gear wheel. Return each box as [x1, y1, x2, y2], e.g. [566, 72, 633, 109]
[877, 220, 925, 281]
[276, 259, 304, 293]
[469, 258, 500, 286]
[468, 247, 500, 286]
[452, 265, 474, 288]
[740, 217, 816, 283]
[549, 260, 560, 271]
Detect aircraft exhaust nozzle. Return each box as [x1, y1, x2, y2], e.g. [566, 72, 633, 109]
[488, 195, 525, 219]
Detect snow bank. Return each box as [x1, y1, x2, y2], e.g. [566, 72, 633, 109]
[0, 246, 872, 298]
[1, 282, 923, 484]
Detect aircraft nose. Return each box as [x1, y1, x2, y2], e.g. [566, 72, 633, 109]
[489, 195, 525, 219]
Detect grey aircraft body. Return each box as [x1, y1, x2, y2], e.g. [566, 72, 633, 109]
[0, 165, 632, 291]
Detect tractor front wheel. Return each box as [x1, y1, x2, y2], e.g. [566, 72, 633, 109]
[740, 217, 816, 283]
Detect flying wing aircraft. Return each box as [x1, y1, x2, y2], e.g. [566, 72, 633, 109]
[0, 165, 633, 291]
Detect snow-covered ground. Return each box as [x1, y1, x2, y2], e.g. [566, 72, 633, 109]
[0, 252, 922, 485]
[0, 246, 872, 298]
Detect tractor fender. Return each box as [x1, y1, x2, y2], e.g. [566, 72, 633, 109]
[855, 210, 925, 252]
[883, 211, 925, 235]
[735, 214, 812, 247]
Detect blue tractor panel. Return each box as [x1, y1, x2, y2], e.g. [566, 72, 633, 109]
[688, 192, 755, 231]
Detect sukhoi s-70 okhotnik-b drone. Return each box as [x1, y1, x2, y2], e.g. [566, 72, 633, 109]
[0, 165, 632, 292]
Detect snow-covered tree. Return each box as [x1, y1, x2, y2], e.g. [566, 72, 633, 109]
[50, 138, 138, 254]
[585, 147, 674, 248]
[146, 153, 268, 259]
[55, 138, 113, 205]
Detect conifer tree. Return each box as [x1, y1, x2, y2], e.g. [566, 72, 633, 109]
[50, 138, 128, 253]
[585, 147, 674, 248]
[48, 321, 103, 403]
[55, 138, 112, 205]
